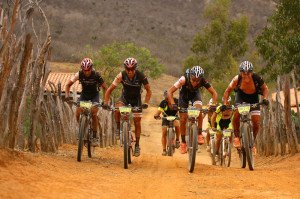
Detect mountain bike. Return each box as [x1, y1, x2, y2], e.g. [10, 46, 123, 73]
[113, 105, 142, 169]
[71, 101, 102, 162]
[237, 102, 264, 171]
[180, 107, 205, 173]
[155, 114, 179, 156]
[220, 129, 232, 167]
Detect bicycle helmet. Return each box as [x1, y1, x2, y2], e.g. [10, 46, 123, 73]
[190, 66, 204, 79]
[239, 61, 253, 72]
[209, 98, 213, 105]
[81, 58, 93, 71]
[124, 57, 137, 69]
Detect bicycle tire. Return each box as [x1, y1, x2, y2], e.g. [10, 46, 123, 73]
[128, 131, 132, 164]
[188, 124, 198, 173]
[123, 122, 129, 169]
[87, 130, 92, 158]
[242, 124, 254, 170]
[77, 116, 87, 162]
[210, 138, 216, 165]
[167, 128, 174, 156]
[221, 137, 231, 167]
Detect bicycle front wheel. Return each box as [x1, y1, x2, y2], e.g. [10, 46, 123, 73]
[77, 116, 87, 162]
[242, 124, 254, 170]
[188, 124, 198, 173]
[167, 128, 174, 156]
[221, 137, 231, 167]
[122, 122, 129, 169]
[210, 137, 216, 165]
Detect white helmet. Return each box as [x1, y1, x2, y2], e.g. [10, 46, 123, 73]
[190, 66, 204, 79]
[222, 96, 231, 102]
[209, 98, 213, 105]
[239, 61, 253, 72]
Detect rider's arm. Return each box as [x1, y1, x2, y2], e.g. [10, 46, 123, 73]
[223, 75, 238, 105]
[211, 112, 217, 129]
[207, 86, 218, 105]
[100, 82, 108, 99]
[104, 84, 116, 105]
[144, 83, 152, 104]
[65, 72, 78, 98]
[154, 108, 162, 117]
[261, 83, 269, 100]
[168, 76, 184, 105]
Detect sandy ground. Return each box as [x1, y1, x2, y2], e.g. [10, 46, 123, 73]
[0, 106, 300, 199]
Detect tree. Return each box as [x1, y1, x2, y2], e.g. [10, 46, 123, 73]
[256, 0, 300, 79]
[82, 42, 165, 98]
[184, 0, 249, 100]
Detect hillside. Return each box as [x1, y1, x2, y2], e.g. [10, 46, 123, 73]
[41, 0, 275, 75]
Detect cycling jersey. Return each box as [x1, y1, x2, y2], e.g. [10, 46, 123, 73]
[71, 69, 104, 100]
[174, 70, 211, 108]
[158, 98, 179, 126]
[211, 105, 234, 131]
[112, 70, 149, 107]
[233, 73, 265, 110]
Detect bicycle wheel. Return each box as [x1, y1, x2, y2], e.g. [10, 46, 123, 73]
[242, 124, 254, 170]
[77, 116, 87, 162]
[167, 128, 174, 156]
[128, 132, 132, 164]
[221, 137, 231, 167]
[210, 137, 216, 165]
[188, 124, 198, 173]
[122, 122, 129, 169]
[87, 130, 92, 158]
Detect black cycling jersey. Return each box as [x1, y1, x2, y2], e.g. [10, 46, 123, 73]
[121, 70, 149, 100]
[79, 70, 104, 100]
[178, 69, 211, 108]
[234, 73, 265, 107]
[159, 98, 179, 117]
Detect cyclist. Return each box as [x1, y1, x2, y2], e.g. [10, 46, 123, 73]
[154, 90, 180, 156]
[222, 61, 269, 154]
[103, 57, 151, 157]
[209, 97, 234, 157]
[65, 58, 108, 146]
[168, 65, 218, 154]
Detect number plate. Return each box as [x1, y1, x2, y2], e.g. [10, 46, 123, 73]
[188, 109, 200, 117]
[237, 104, 250, 115]
[119, 106, 131, 113]
[223, 130, 232, 137]
[80, 101, 92, 109]
[166, 116, 176, 121]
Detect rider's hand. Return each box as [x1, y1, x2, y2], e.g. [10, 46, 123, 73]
[154, 115, 161, 120]
[262, 99, 269, 106]
[171, 104, 178, 111]
[220, 105, 227, 112]
[212, 127, 217, 131]
[142, 103, 149, 109]
[102, 103, 110, 110]
[209, 105, 216, 112]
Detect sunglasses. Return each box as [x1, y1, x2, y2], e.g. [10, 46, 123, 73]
[125, 67, 135, 72]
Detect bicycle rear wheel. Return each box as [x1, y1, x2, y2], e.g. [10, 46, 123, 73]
[122, 122, 129, 169]
[167, 128, 174, 156]
[77, 116, 87, 162]
[221, 137, 231, 167]
[87, 130, 92, 158]
[188, 124, 198, 173]
[242, 124, 254, 170]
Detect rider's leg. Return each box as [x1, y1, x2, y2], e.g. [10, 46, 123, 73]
[91, 107, 99, 137]
[75, 107, 82, 122]
[195, 102, 204, 144]
[114, 102, 124, 132]
[174, 120, 180, 148]
[162, 126, 167, 151]
[233, 110, 241, 147]
[251, 114, 261, 140]
[216, 132, 222, 153]
[133, 116, 142, 146]
[179, 112, 187, 143]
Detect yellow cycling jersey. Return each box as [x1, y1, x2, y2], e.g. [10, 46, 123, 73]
[207, 105, 234, 130]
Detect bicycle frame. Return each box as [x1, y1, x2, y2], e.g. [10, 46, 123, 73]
[162, 115, 179, 156]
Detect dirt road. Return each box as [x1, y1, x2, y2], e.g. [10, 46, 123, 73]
[0, 106, 299, 199]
